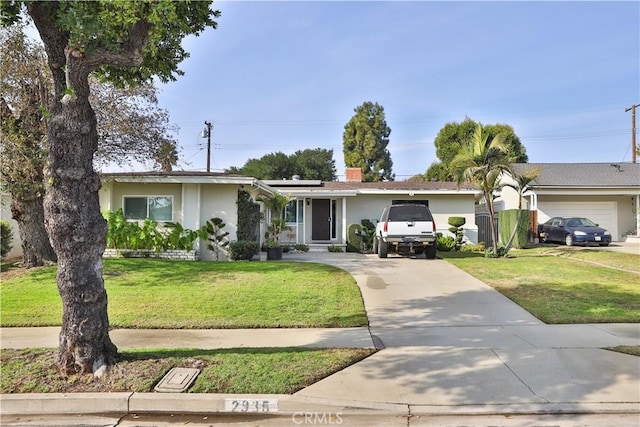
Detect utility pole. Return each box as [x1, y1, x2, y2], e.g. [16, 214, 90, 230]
[625, 104, 639, 164]
[203, 121, 212, 172]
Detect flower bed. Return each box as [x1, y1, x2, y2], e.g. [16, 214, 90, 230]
[103, 249, 198, 261]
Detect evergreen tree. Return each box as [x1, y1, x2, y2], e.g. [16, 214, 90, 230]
[343, 101, 394, 182]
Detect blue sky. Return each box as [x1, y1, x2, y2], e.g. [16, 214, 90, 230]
[153, 1, 639, 180]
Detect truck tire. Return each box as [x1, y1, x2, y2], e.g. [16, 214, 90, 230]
[378, 239, 388, 258]
[425, 244, 437, 259]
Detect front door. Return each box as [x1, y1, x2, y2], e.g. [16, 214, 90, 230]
[312, 199, 331, 240]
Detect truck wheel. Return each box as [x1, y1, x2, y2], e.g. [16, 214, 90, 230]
[425, 244, 437, 259]
[378, 239, 388, 258]
[373, 236, 379, 254]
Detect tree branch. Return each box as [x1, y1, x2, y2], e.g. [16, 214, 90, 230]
[86, 20, 152, 70]
[27, 2, 68, 98]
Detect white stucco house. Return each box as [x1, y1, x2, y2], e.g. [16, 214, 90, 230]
[98, 167, 480, 260]
[496, 162, 640, 242]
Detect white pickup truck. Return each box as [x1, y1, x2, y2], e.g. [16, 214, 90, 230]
[374, 204, 437, 259]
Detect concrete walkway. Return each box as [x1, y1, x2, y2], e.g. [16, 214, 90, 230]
[1, 249, 639, 426]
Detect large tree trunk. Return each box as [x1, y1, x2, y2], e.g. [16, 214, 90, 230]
[42, 52, 116, 376]
[10, 195, 57, 267]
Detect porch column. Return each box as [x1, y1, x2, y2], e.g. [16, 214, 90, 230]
[303, 198, 307, 244]
[341, 197, 347, 243]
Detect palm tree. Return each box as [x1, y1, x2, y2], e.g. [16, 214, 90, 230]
[154, 141, 178, 172]
[451, 124, 511, 257]
[503, 167, 540, 254]
[257, 192, 291, 247]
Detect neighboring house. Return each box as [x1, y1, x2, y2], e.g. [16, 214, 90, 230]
[497, 163, 640, 242]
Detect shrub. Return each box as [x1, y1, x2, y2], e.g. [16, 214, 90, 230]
[205, 217, 230, 260]
[228, 241, 260, 261]
[436, 233, 456, 252]
[448, 216, 466, 251]
[328, 245, 343, 253]
[360, 219, 376, 253]
[485, 245, 507, 258]
[293, 243, 309, 252]
[0, 220, 14, 258]
[459, 242, 485, 252]
[104, 209, 205, 252]
[347, 223, 363, 252]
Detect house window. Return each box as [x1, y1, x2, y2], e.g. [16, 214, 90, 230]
[124, 196, 173, 221]
[284, 200, 303, 223]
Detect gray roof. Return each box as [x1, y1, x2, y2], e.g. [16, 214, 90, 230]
[510, 163, 640, 188]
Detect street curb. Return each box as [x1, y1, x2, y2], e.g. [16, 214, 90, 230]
[2, 393, 639, 417]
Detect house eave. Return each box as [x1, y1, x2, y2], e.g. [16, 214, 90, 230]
[357, 189, 481, 196]
[278, 189, 359, 198]
[101, 173, 275, 195]
[530, 186, 640, 196]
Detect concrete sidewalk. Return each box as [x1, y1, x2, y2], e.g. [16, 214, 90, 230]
[1, 251, 639, 426]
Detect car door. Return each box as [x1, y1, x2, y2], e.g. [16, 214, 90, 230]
[550, 218, 564, 242]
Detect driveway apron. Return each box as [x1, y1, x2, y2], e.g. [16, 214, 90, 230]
[294, 253, 640, 408]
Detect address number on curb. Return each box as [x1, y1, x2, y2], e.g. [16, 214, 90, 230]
[224, 398, 278, 413]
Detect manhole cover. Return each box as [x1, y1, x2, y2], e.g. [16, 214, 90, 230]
[154, 367, 200, 393]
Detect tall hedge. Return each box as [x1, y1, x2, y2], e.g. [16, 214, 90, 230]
[498, 210, 529, 249]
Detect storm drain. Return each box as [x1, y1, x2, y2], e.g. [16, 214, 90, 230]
[154, 367, 200, 393]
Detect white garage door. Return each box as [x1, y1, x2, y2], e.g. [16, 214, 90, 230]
[538, 201, 618, 241]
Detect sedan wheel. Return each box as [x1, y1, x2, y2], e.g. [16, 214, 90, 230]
[565, 234, 574, 246]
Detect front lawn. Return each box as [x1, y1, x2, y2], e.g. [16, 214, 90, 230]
[0, 347, 375, 394]
[440, 247, 640, 324]
[0, 259, 368, 328]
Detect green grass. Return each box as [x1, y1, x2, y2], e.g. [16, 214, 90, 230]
[0, 347, 375, 394]
[0, 259, 368, 328]
[440, 247, 640, 324]
[608, 346, 640, 357]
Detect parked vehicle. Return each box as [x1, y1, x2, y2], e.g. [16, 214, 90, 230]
[374, 204, 437, 259]
[538, 217, 612, 246]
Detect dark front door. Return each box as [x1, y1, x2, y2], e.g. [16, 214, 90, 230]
[312, 199, 331, 241]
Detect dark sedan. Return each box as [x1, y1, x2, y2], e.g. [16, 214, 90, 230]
[538, 217, 612, 246]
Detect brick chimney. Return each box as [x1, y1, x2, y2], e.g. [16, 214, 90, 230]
[345, 167, 362, 183]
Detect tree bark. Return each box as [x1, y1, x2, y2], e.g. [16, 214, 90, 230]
[10, 195, 57, 267]
[27, 0, 155, 377]
[41, 49, 117, 376]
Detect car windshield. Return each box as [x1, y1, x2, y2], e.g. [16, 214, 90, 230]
[566, 218, 597, 227]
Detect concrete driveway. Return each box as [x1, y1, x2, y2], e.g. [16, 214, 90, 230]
[290, 252, 640, 412]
